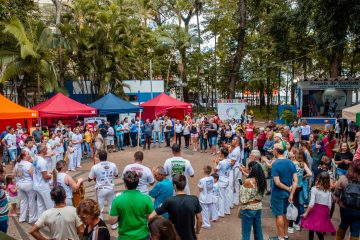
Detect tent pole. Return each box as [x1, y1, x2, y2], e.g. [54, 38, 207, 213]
[137, 109, 142, 151]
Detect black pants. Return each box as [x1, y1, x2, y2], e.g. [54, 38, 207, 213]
[130, 132, 137, 147]
[309, 230, 324, 240]
[164, 132, 171, 146]
[143, 135, 151, 149]
[176, 132, 182, 147]
[289, 187, 302, 227]
[124, 132, 130, 146]
[184, 134, 190, 147]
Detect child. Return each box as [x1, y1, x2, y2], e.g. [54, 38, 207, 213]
[300, 172, 336, 240]
[198, 165, 215, 229]
[225, 125, 232, 143]
[214, 147, 231, 217]
[211, 173, 219, 222]
[5, 175, 18, 217]
[67, 141, 75, 171]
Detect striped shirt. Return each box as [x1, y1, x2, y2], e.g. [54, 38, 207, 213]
[0, 186, 9, 222]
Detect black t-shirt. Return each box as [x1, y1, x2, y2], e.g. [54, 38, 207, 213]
[83, 219, 110, 240]
[156, 194, 202, 240]
[207, 123, 218, 137]
[334, 152, 353, 170]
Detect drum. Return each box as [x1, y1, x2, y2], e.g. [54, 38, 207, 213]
[72, 182, 85, 207]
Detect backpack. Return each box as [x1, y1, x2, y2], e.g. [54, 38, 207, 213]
[341, 180, 360, 209]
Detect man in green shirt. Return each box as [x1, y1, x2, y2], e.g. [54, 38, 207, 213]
[109, 171, 154, 240]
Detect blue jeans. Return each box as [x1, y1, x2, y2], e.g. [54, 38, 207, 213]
[84, 142, 92, 158]
[241, 209, 263, 240]
[130, 132, 137, 147]
[0, 219, 8, 233]
[116, 135, 124, 149]
[200, 136, 207, 151]
[339, 207, 360, 237]
[153, 131, 161, 146]
[7, 149, 17, 161]
[1, 148, 8, 164]
[336, 168, 347, 177]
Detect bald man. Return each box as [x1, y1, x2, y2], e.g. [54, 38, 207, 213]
[268, 143, 297, 240]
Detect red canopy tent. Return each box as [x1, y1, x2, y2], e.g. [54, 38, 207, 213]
[32, 93, 97, 117]
[140, 93, 192, 120]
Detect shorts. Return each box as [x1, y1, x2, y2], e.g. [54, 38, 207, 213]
[106, 138, 114, 145]
[209, 136, 217, 146]
[7, 149, 17, 161]
[271, 195, 289, 217]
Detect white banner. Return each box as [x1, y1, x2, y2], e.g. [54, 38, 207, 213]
[217, 102, 247, 120]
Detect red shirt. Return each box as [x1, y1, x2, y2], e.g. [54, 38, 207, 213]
[245, 124, 255, 140]
[323, 137, 336, 158]
[257, 132, 266, 147]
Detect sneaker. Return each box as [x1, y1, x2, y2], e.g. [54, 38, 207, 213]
[285, 236, 289, 240]
[293, 223, 300, 231]
[111, 223, 118, 230]
[288, 227, 294, 234]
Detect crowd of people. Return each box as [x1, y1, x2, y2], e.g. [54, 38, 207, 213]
[0, 113, 359, 240]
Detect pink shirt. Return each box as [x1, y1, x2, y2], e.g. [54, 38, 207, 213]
[6, 183, 17, 198]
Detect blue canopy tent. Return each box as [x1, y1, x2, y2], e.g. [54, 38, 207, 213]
[89, 93, 142, 115]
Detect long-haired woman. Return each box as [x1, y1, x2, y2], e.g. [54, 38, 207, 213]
[239, 161, 267, 240]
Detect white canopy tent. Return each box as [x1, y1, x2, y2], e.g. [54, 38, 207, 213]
[342, 104, 360, 121]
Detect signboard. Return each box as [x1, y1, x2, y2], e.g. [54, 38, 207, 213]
[298, 80, 360, 90]
[84, 117, 107, 131]
[217, 99, 247, 120]
[119, 113, 136, 122]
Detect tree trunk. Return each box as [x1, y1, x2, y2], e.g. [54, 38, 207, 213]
[291, 62, 295, 105]
[52, 0, 64, 88]
[228, 0, 246, 99]
[266, 64, 271, 114]
[259, 80, 265, 112]
[328, 45, 344, 77]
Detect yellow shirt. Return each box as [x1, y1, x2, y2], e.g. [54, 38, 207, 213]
[84, 131, 91, 143]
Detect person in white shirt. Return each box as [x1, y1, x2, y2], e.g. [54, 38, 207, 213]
[230, 118, 237, 137]
[33, 144, 53, 219]
[214, 147, 231, 217]
[54, 160, 83, 206]
[175, 120, 183, 148]
[106, 122, 116, 152]
[163, 144, 195, 194]
[211, 173, 219, 222]
[228, 137, 242, 207]
[47, 133, 58, 170]
[15, 150, 37, 223]
[55, 130, 64, 161]
[122, 151, 155, 194]
[71, 128, 83, 168]
[152, 116, 162, 148]
[88, 150, 118, 222]
[29, 186, 83, 240]
[198, 165, 215, 229]
[2, 127, 17, 168]
[23, 138, 36, 162]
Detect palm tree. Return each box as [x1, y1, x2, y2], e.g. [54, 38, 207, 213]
[0, 19, 59, 105]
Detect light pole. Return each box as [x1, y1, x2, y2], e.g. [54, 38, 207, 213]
[150, 60, 153, 99]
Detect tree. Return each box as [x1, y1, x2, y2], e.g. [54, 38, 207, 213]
[0, 19, 59, 105]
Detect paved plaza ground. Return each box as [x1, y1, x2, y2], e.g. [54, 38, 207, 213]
[6, 142, 340, 240]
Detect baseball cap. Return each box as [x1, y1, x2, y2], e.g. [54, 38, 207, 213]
[16, 123, 22, 126]
[36, 124, 40, 127]
[274, 133, 283, 140]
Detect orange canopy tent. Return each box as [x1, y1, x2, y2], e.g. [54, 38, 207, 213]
[0, 94, 38, 119]
[0, 94, 38, 131]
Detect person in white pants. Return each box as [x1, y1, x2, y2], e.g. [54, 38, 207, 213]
[33, 144, 53, 219]
[211, 173, 219, 222]
[214, 147, 231, 217]
[54, 160, 83, 206]
[71, 128, 83, 168]
[228, 137, 242, 207]
[198, 165, 215, 229]
[67, 141, 76, 171]
[55, 130, 64, 162]
[48, 133, 58, 170]
[88, 150, 118, 229]
[122, 151, 155, 194]
[14, 150, 37, 223]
